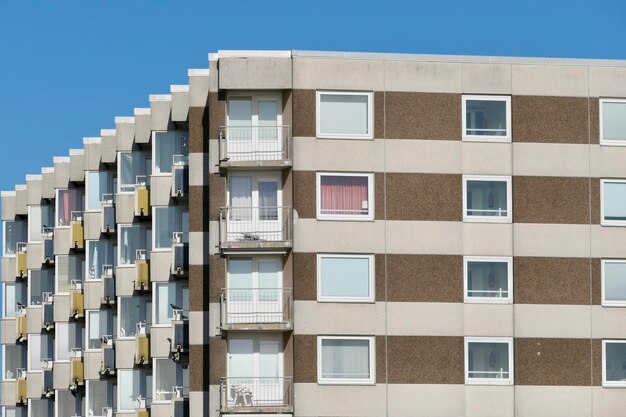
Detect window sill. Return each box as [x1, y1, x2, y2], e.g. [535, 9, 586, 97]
[317, 298, 376, 304]
[599, 140, 626, 147]
[316, 216, 375, 222]
[317, 135, 374, 141]
[318, 379, 376, 385]
[463, 217, 511, 224]
[464, 298, 512, 304]
[601, 221, 626, 227]
[465, 379, 513, 386]
[601, 302, 626, 307]
[462, 135, 511, 143]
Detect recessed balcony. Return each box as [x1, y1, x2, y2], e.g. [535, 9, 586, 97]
[219, 207, 292, 252]
[220, 376, 293, 414]
[219, 125, 292, 169]
[220, 288, 293, 332]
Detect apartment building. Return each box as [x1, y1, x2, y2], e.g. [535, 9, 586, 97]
[3, 50, 626, 417]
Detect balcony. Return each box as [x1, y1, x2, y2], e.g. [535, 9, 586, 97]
[170, 311, 189, 359]
[16, 306, 27, 343]
[134, 322, 150, 365]
[41, 292, 54, 331]
[42, 227, 54, 266]
[220, 289, 293, 332]
[69, 348, 84, 392]
[135, 250, 151, 292]
[15, 242, 27, 278]
[100, 194, 116, 235]
[134, 176, 151, 218]
[16, 368, 27, 405]
[218, 125, 292, 169]
[171, 232, 189, 277]
[101, 265, 115, 305]
[220, 377, 293, 414]
[99, 335, 116, 376]
[172, 155, 189, 199]
[70, 211, 84, 250]
[219, 207, 292, 252]
[70, 280, 84, 319]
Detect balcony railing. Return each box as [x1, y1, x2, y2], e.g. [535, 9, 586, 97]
[219, 125, 292, 167]
[220, 377, 293, 413]
[219, 207, 292, 251]
[220, 288, 293, 331]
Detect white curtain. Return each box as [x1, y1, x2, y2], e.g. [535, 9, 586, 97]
[156, 283, 176, 325]
[229, 177, 252, 221]
[321, 339, 370, 379]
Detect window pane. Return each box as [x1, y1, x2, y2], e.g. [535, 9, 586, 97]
[605, 342, 626, 382]
[259, 260, 279, 302]
[320, 175, 369, 216]
[120, 225, 144, 265]
[57, 255, 84, 293]
[57, 189, 83, 226]
[466, 100, 507, 136]
[605, 262, 626, 302]
[119, 370, 141, 410]
[156, 283, 176, 325]
[604, 182, 626, 221]
[229, 258, 253, 302]
[88, 310, 111, 349]
[4, 220, 26, 255]
[120, 152, 145, 192]
[87, 172, 110, 210]
[320, 257, 370, 299]
[319, 94, 369, 135]
[155, 132, 176, 174]
[602, 101, 626, 142]
[87, 240, 114, 279]
[467, 261, 509, 299]
[29, 206, 50, 242]
[88, 380, 112, 414]
[58, 390, 82, 416]
[4, 282, 25, 317]
[466, 180, 508, 217]
[321, 338, 370, 380]
[119, 297, 147, 337]
[259, 181, 278, 221]
[155, 207, 176, 248]
[155, 359, 178, 401]
[29, 269, 53, 305]
[467, 342, 510, 379]
[4, 345, 26, 379]
[229, 176, 252, 221]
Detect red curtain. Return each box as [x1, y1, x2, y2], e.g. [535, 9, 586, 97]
[320, 176, 368, 216]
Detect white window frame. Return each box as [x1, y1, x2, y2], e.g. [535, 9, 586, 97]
[603, 339, 626, 387]
[601, 259, 626, 307]
[317, 335, 375, 385]
[152, 206, 189, 251]
[117, 369, 144, 413]
[152, 281, 189, 327]
[85, 171, 112, 212]
[316, 91, 374, 140]
[118, 151, 150, 193]
[117, 223, 150, 266]
[463, 256, 513, 304]
[3, 219, 25, 257]
[27, 205, 48, 243]
[599, 98, 626, 146]
[55, 188, 83, 228]
[317, 254, 375, 303]
[601, 179, 626, 226]
[463, 175, 512, 223]
[464, 337, 514, 385]
[316, 172, 374, 221]
[152, 131, 188, 176]
[462, 95, 511, 142]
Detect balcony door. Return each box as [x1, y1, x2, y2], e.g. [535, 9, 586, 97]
[227, 335, 282, 408]
[228, 174, 281, 242]
[227, 94, 282, 161]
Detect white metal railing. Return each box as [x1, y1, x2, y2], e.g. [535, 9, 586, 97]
[17, 368, 26, 380]
[219, 125, 291, 163]
[221, 288, 292, 327]
[220, 377, 293, 412]
[71, 348, 83, 359]
[100, 193, 114, 204]
[136, 175, 148, 187]
[16, 241, 27, 253]
[468, 368, 509, 379]
[173, 154, 189, 166]
[42, 292, 54, 303]
[71, 211, 83, 222]
[71, 280, 83, 291]
[136, 249, 148, 261]
[219, 206, 292, 246]
[467, 288, 508, 298]
[466, 208, 507, 217]
[172, 231, 188, 245]
[155, 385, 185, 402]
[42, 226, 55, 237]
[102, 264, 114, 278]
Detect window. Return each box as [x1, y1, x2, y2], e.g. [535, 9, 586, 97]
[2, 345, 26, 380]
[602, 260, 626, 306]
[87, 310, 113, 350]
[317, 173, 374, 220]
[27, 205, 52, 243]
[154, 282, 189, 325]
[603, 340, 626, 386]
[118, 296, 150, 338]
[153, 131, 189, 175]
[118, 369, 150, 412]
[56, 255, 84, 294]
[317, 254, 374, 302]
[464, 257, 513, 303]
[54, 322, 82, 361]
[463, 176, 512, 222]
[29, 399, 53, 417]
[3, 282, 25, 317]
[317, 336, 375, 384]
[57, 389, 82, 417]
[465, 337, 513, 385]
[316, 91, 373, 139]
[119, 151, 151, 192]
[56, 189, 83, 227]
[86, 240, 115, 280]
[86, 171, 113, 211]
[3, 407, 26, 417]
[28, 270, 53, 305]
[27, 334, 52, 371]
[153, 206, 188, 249]
[3, 220, 26, 255]
[118, 224, 150, 265]
[601, 179, 626, 226]
[153, 359, 186, 402]
[462, 95, 511, 141]
[600, 99, 626, 145]
[86, 380, 114, 417]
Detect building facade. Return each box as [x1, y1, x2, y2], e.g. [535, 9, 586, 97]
[3, 50, 626, 417]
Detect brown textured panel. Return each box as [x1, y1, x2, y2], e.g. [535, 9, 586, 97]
[293, 89, 316, 137]
[189, 264, 209, 311]
[515, 338, 592, 386]
[513, 176, 592, 224]
[374, 172, 385, 220]
[590, 178, 601, 225]
[294, 335, 317, 383]
[190, 340, 223, 391]
[514, 257, 591, 305]
[208, 92, 226, 141]
[512, 96, 589, 144]
[374, 91, 385, 139]
[375, 335, 386, 384]
[208, 337, 227, 386]
[189, 185, 209, 232]
[387, 336, 464, 384]
[592, 338, 602, 386]
[385, 92, 462, 140]
[293, 171, 316, 219]
[387, 255, 463, 302]
[209, 173, 226, 221]
[189, 105, 209, 154]
[590, 97, 600, 144]
[375, 254, 386, 302]
[293, 252, 316, 301]
[386, 173, 462, 221]
[591, 258, 601, 306]
[209, 255, 226, 304]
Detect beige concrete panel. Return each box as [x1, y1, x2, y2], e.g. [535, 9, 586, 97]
[150, 99, 172, 131]
[514, 224, 590, 257]
[134, 109, 151, 144]
[515, 386, 592, 417]
[1, 257, 16, 283]
[53, 160, 70, 189]
[0, 381, 16, 406]
[513, 143, 590, 177]
[387, 302, 463, 336]
[294, 383, 386, 417]
[150, 251, 172, 282]
[52, 361, 70, 389]
[293, 138, 384, 172]
[387, 221, 462, 255]
[294, 301, 385, 335]
[293, 57, 384, 90]
[190, 310, 212, 345]
[209, 220, 220, 257]
[465, 385, 514, 417]
[83, 280, 102, 310]
[83, 351, 101, 380]
[512, 64, 589, 97]
[462, 142, 512, 175]
[115, 119, 135, 152]
[115, 193, 135, 224]
[1, 193, 16, 220]
[463, 223, 513, 256]
[189, 232, 208, 266]
[26, 176, 43, 205]
[115, 339, 136, 369]
[53, 294, 69, 323]
[115, 266, 135, 297]
[83, 140, 102, 171]
[83, 212, 101, 241]
[385, 139, 462, 173]
[26, 371, 43, 398]
[293, 219, 385, 253]
[150, 325, 172, 358]
[514, 304, 591, 338]
[190, 387, 215, 417]
[219, 57, 292, 89]
[53, 228, 70, 255]
[42, 169, 55, 200]
[591, 225, 626, 258]
[150, 403, 170, 417]
[385, 60, 462, 93]
[188, 69, 211, 108]
[69, 151, 85, 183]
[26, 306, 42, 334]
[387, 384, 464, 417]
[589, 66, 626, 98]
[100, 131, 117, 164]
[208, 139, 220, 174]
[464, 304, 513, 337]
[189, 153, 208, 186]
[462, 63, 512, 94]
[591, 306, 626, 339]
[14, 187, 27, 216]
[26, 242, 43, 270]
[590, 144, 626, 178]
[150, 175, 172, 206]
[593, 386, 626, 417]
[1, 317, 16, 344]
